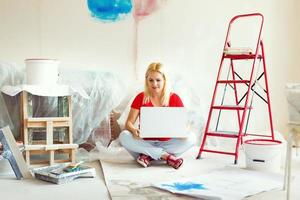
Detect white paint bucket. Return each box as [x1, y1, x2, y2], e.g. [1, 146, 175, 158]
[25, 59, 59, 85]
[244, 139, 282, 173]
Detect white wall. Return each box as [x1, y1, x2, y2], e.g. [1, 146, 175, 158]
[0, 0, 299, 134]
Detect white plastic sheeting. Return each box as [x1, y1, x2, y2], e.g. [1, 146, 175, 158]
[0, 62, 24, 135]
[0, 62, 127, 146]
[58, 68, 126, 145]
[286, 83, 300, 123]
[2, 84, 71, 97]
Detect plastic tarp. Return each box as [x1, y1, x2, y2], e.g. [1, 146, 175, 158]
[0, 62, 126, 147]
[59, 68, 126, 145]
[0, 62, 24, 135]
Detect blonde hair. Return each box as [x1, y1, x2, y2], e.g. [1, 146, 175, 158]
[144, 62, 170, 106]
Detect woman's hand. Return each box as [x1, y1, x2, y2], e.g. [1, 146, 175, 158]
[132, 128, 140, 139]
[125, 108, 140, 139]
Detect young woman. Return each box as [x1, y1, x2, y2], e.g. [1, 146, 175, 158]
[119, 62, 195, 169]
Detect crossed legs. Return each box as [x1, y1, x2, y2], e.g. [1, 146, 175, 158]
[119, 130, 195, 169]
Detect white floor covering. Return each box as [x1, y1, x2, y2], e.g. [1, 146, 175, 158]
[0, 160, 110, 200]
[100, 146, 300, 200]
[0, 146, 300, 200]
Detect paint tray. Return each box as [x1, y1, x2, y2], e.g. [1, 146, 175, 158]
[32, 163, 96, 184]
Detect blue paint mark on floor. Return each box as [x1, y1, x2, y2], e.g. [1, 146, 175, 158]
[161, 182, 206, 191]
[87, 0, 132, 22]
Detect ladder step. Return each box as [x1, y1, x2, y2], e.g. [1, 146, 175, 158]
[212, 105, 252, 110]
[218, 80, 250, 84]
[202, 149, 236, 156]
[224, 54, 262, 60]
[206, 131, 239, 138]
[223, 47, 252, 55]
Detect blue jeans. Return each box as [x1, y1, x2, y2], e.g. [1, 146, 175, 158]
[119, 130, 196, 160]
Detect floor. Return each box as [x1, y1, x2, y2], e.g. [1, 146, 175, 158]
[0, 160, 110, 200]
[0, 146, 300, 200]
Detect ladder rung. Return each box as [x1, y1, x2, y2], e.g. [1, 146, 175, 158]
[212, 105, 252, 110]
[224, 54, 262, 60]
[244, 133, 273, 138]
[206, 131, 239, 138]
[223, 47, 252, 55]
[218, 80, 250, 84]
[202, 149, 236, 156]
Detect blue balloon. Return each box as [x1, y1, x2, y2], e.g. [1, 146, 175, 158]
[87, 0, 132, 22]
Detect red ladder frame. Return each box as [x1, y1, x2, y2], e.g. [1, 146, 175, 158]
[196, 13, 275, 164]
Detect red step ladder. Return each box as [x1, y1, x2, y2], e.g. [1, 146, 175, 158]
[197, 13, 275, 164]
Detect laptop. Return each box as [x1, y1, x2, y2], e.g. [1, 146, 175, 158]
[139, 107, 189, 138]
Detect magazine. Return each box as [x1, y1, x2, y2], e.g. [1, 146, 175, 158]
[33, 163, 96, 184]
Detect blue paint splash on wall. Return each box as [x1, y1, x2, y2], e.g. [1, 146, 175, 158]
[87, 0, 132, 22]
[161, 182, 206, 191]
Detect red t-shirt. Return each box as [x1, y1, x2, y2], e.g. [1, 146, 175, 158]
[131, 92, 184, 141]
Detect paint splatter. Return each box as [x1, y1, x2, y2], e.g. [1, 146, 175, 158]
[161, 182, 206, 191]
[87, 0, 132, 22]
